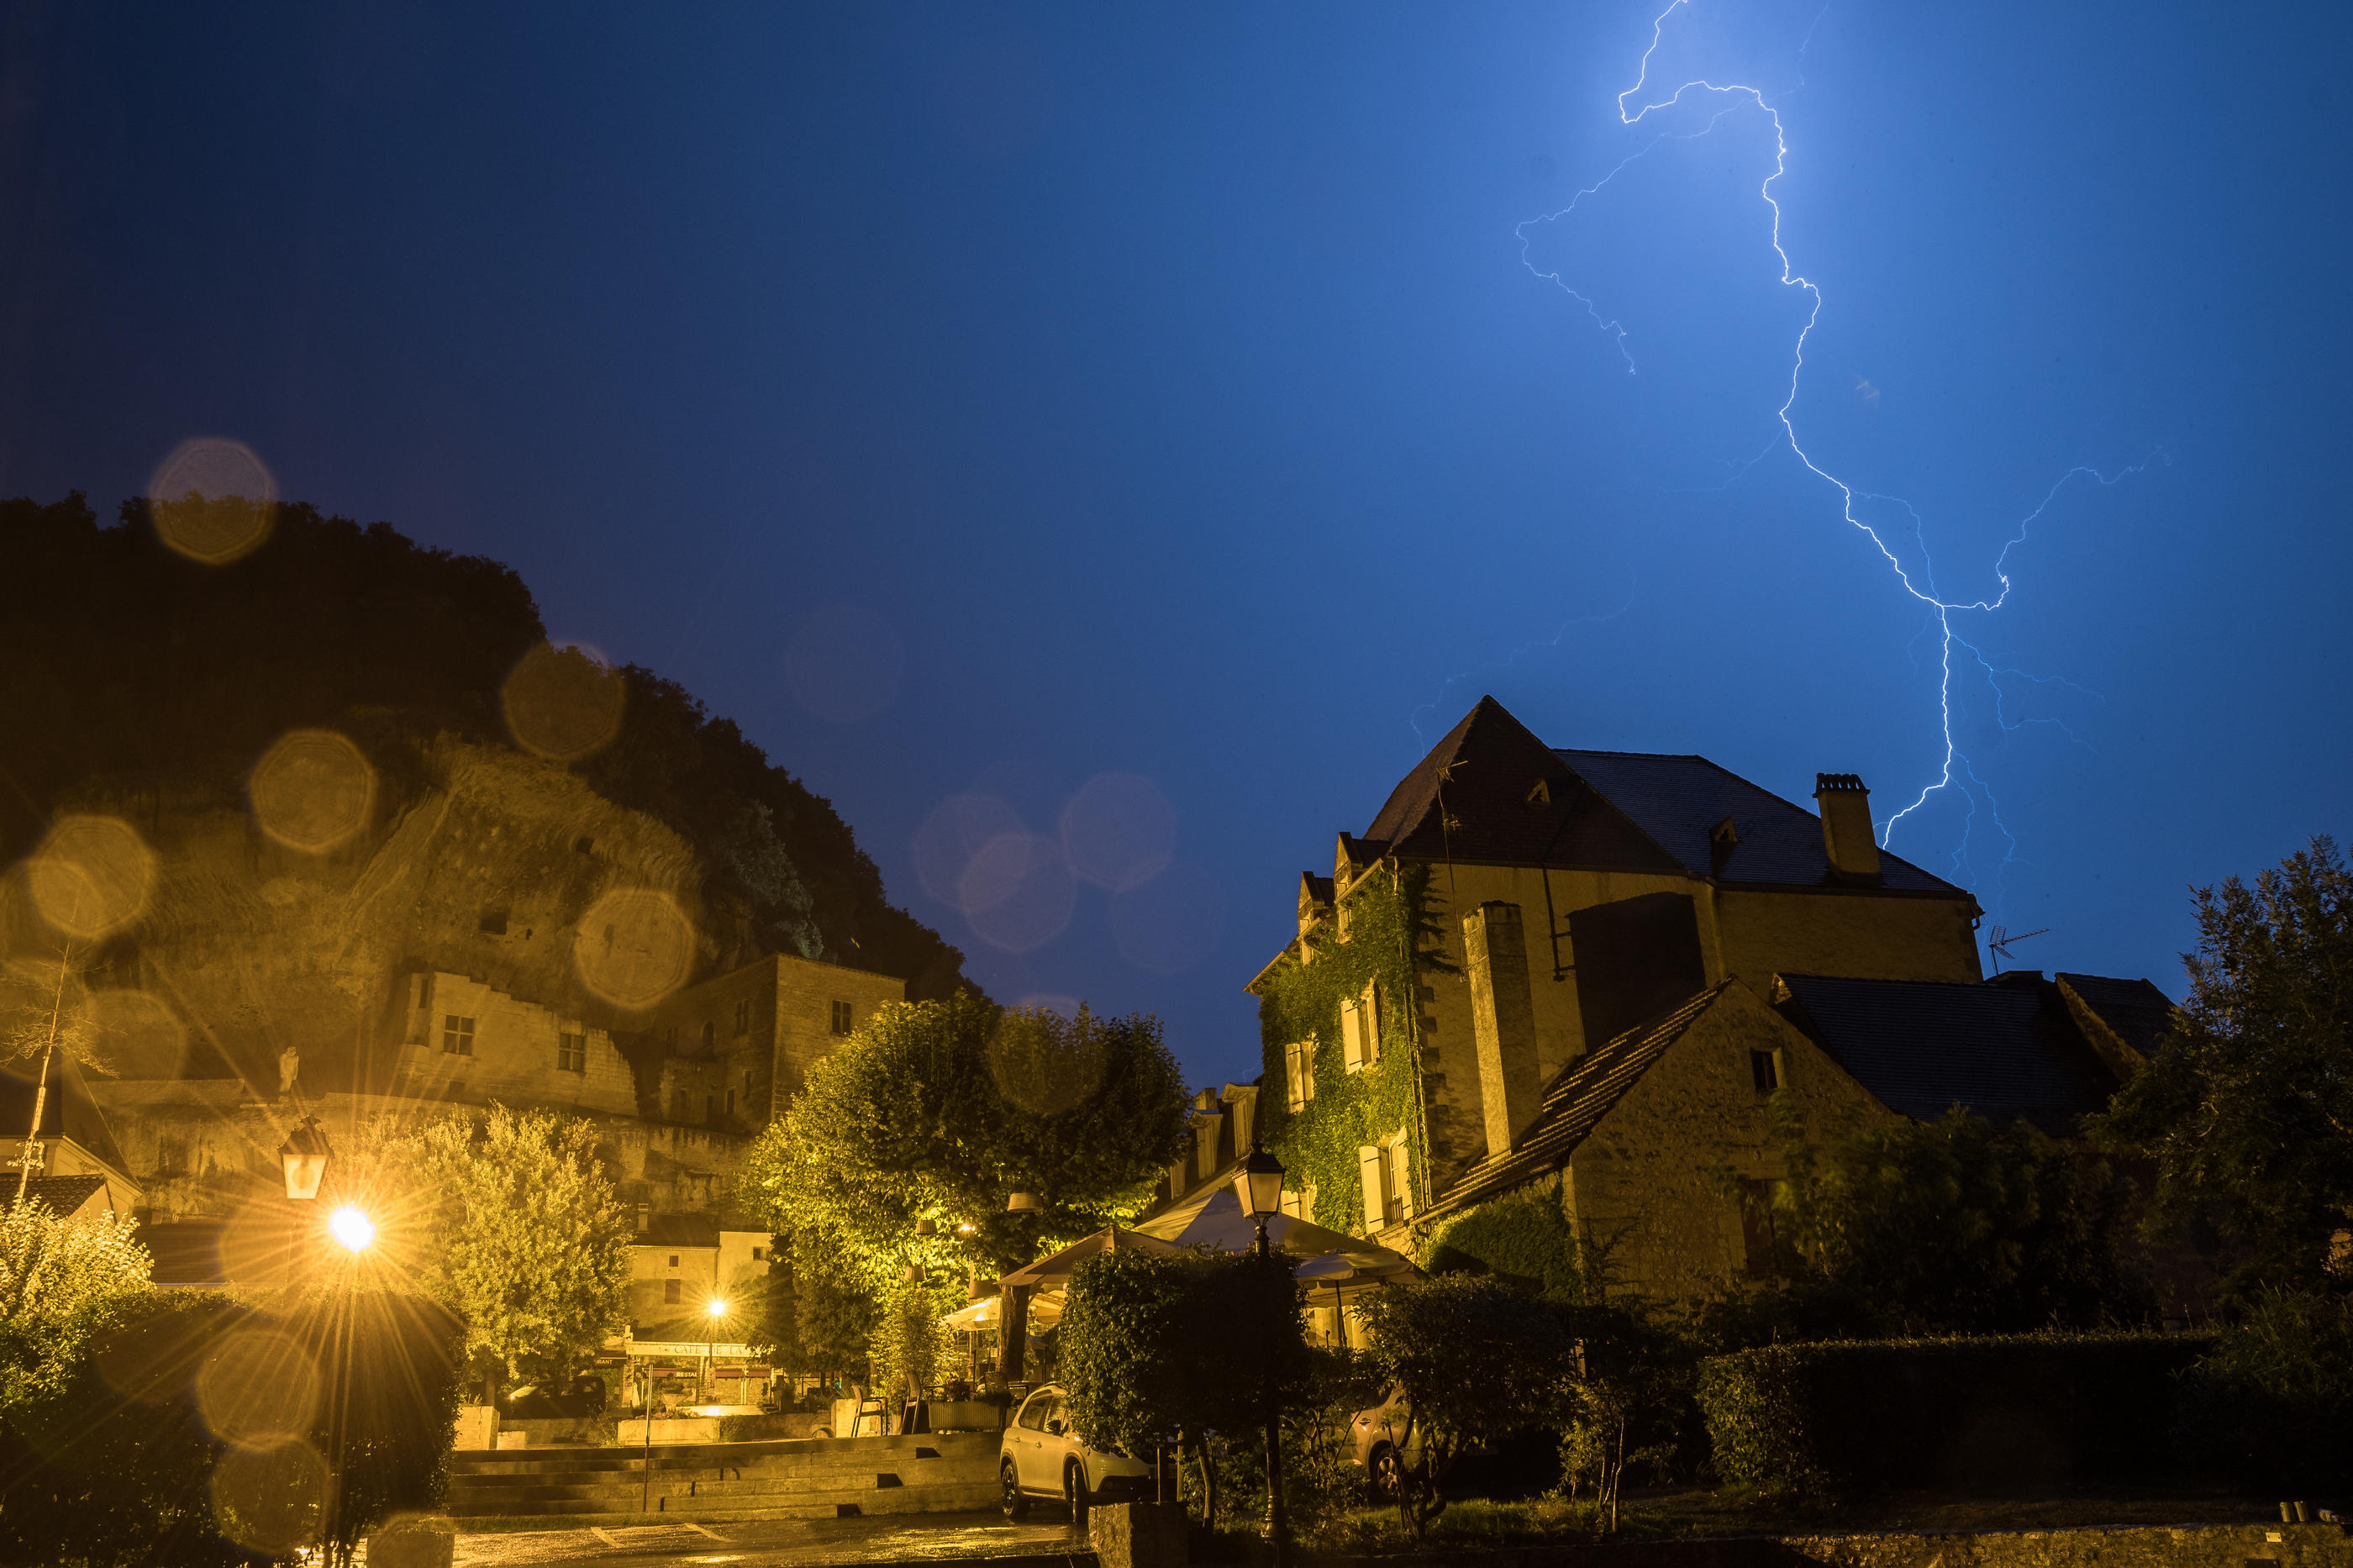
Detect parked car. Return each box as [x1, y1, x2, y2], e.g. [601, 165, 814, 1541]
[999, 1384, 1156, 1523]
[1351, 1386, 1418, 1497]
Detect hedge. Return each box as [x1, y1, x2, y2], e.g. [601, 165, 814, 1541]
[1697, 1333, 2213, 1497]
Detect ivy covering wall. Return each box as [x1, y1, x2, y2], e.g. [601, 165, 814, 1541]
[1255, 864, 1451, 1234]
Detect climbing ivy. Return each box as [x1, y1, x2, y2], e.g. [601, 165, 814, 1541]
[1255, 864, 1453, 1235]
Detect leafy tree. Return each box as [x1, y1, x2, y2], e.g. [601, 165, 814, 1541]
[411, 1105, 633, 1399]
[2175, 1285, 2353, 1491]
[0, 1198, 151, 1409]
[868, 1277, 958, 1398]
[1355, 1275, 1579, 1539]
[1059, 1247, 1307, 1526]
[2093, 834, 2353, 1297]
[738, 995, 1189, 1286]
[1714, 1097, 2152, 1340]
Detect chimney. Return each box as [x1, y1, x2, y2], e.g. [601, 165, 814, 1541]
[1462, 902, 1541, 1157]
[634, 1202, 650, 1234]
[1813, 774, 1882, 883]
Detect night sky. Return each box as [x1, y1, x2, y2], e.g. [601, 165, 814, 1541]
[3, 3, 2347, 1089]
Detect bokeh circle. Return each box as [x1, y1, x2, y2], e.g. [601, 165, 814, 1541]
[27, 815, 156, 939]
[573, 887, 696, 1010]
[249, 729, 376, 853]
[148, 439, 277, 564]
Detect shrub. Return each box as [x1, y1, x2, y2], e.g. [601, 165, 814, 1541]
[1355, 1276, 1580, 1539]
[2174, 1286, 2353, 1492]
[0, 1286, 461, 1568]
[1060, 1247, 1307, 1525]
[1697, 1333, 2211, 1499]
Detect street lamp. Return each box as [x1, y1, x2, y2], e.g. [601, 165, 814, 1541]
[328, 1205, 375, 1253]
[1233, 1140, 1289, 1568]
[278, 1117, 331, 1201]
[704, 1297, 728, 1409]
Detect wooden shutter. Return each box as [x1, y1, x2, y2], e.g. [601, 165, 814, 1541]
[1357, 1145, 1386, 1235]
[1361, 981, 1381, 1066]
[1389, 1129, 1413, 1219]
[1285, 1043, 1306, 1111]
[1340, 999, 1364, 1071]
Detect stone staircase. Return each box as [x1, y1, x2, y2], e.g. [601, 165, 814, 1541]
[445, 1431, 1000, 1520]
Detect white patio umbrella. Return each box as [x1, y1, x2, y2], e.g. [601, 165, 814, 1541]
[941, 1291, 1065, 1331]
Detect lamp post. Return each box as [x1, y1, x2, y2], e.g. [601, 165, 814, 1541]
[321, 1201, 372, 1562]
[1234, 1140, 1289, 1568]
[704, 1297, 729, 1405]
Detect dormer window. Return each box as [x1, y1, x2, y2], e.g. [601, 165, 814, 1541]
[1524, 778, 1551, 808]
[1711, 817, 1740, 871]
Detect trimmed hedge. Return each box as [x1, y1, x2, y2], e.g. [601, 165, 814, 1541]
[1697, 1333, 2212, 1497]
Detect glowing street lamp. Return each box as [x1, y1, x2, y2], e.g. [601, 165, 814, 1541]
[329, 1205, 375, 1253]
[278, 1116, 331, 1201]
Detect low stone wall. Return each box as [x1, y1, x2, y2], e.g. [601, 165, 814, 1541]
[1340, 1523, 2350, 1568]
[1771, 1522, 2348, 1568]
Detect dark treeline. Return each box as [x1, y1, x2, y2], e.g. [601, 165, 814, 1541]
[0, 491, 970, 997]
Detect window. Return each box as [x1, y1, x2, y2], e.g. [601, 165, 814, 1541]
[1017, 1392, 1054, 1431]
[704, 1095, 715, 1120]
[1357, 1144, 1393, 1234]
[734, 999, 750, 1036]
[558, 1032, 587, 1074]
[701, 1021, 715, 1051]
[1750, 1050, 1782, 1093]
[1340, 982, 1380, 1072]
[664, 1279, 682, 1304]
[725, 1088, 735, 1115]
[830, 1000, 853, 1035]
[441, 1015, 475, 1056]
[668, 1254, 680, 1266]
[1283, 1040, 1315, 1111]
[1279, 1183, 1317, 1222]
[751, 1245, 766, 1262]
[478, 908, 508, 935]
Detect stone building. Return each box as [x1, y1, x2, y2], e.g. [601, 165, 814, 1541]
[1254, 696, 2176, 1300]
[640, 952, 908, 1133]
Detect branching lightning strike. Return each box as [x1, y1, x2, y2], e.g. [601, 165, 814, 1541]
[1518, 0, 2160, 897]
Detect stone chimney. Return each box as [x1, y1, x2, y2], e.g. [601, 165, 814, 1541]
[1813, 773, 1882, 883]
[1462, 902, 1541, 1157]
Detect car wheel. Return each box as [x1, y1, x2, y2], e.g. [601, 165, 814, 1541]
[1064, 1460, 1091, 1529]
[1369, 1443, 1403, 1502]
[1001, 1459, 1030, 1520]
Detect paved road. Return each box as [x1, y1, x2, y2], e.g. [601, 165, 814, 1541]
[450, 1511, 1091, 1568]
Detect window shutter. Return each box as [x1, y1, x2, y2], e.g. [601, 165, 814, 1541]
[1390, 1128, 1414, 1218]
[1357, 1145, 1386, 1235]
[1285, 1043, 1305, 1112]
[1303, 1043, 1316, 1102]
[1340, 1000, 1364, 1071]
[1361, 981, 1381, 1066]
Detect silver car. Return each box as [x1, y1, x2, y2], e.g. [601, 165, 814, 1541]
[998, 1383, 1156, 1523]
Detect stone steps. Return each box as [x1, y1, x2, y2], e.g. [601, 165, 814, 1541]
[445, 1432, 1000, 1519]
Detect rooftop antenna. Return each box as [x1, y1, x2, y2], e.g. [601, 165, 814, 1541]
[1986, 924, 2050, 971]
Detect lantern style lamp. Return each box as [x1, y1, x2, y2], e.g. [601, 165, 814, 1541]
[1235, 1141, 1286, 1229]
[913, 1217, 938, 1236]
[1006, 1192, 1040, 1213]
[279, 1117, 331, 1201]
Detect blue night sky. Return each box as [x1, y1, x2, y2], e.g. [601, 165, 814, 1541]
[3, 3, 2347, 1088]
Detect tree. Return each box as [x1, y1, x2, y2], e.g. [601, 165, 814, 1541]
[1355, 1276, 1579, 1539]
[0, 1198, 151, 1409]
[1715, 1097, 2153, 1340]
[738, 995, 1190, 1287]
[2093, 834, 2353, 1297]
[410, 1105, 632, 1399]
[1059, 1247, 1307, 1526]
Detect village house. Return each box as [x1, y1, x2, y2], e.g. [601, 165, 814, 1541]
[1250, 696, 2176, 1301]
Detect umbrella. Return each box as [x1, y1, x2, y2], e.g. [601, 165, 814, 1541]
[1132, 1184, 1414, 1277]
[996, 1223, 1182, 1289]
[941, 1290, 1065, 1331]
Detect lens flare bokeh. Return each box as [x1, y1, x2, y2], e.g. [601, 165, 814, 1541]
[502, 642, 627, 762]
[147, 438, 277, 564]
[27, 814, 155, 939]
[572, 887, 695, 1010]
[248, 729, 376, 853]
[986, 1005, 1106, 1117]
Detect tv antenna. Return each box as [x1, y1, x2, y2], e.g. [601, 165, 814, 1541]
[1986, 924, 2050, 967]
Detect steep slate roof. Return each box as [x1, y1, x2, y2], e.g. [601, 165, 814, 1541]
[1558, 748, 1962, 895]
[1774, 972, 2117, 1129]
[8, 1174, 107, 1215]
[2055, 972, 2177, 1059]
[1364, 697, 1965, 897]
[1424, 984, 1733, 1219]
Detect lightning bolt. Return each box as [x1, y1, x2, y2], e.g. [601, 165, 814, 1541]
[1519, 0, 2164, 912]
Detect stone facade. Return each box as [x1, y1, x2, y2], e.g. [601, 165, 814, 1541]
[643, 952, 907, 1133]
[382, 969, 638, 1117]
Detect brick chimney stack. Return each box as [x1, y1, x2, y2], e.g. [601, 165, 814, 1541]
[1813, 774, 1882, 883]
